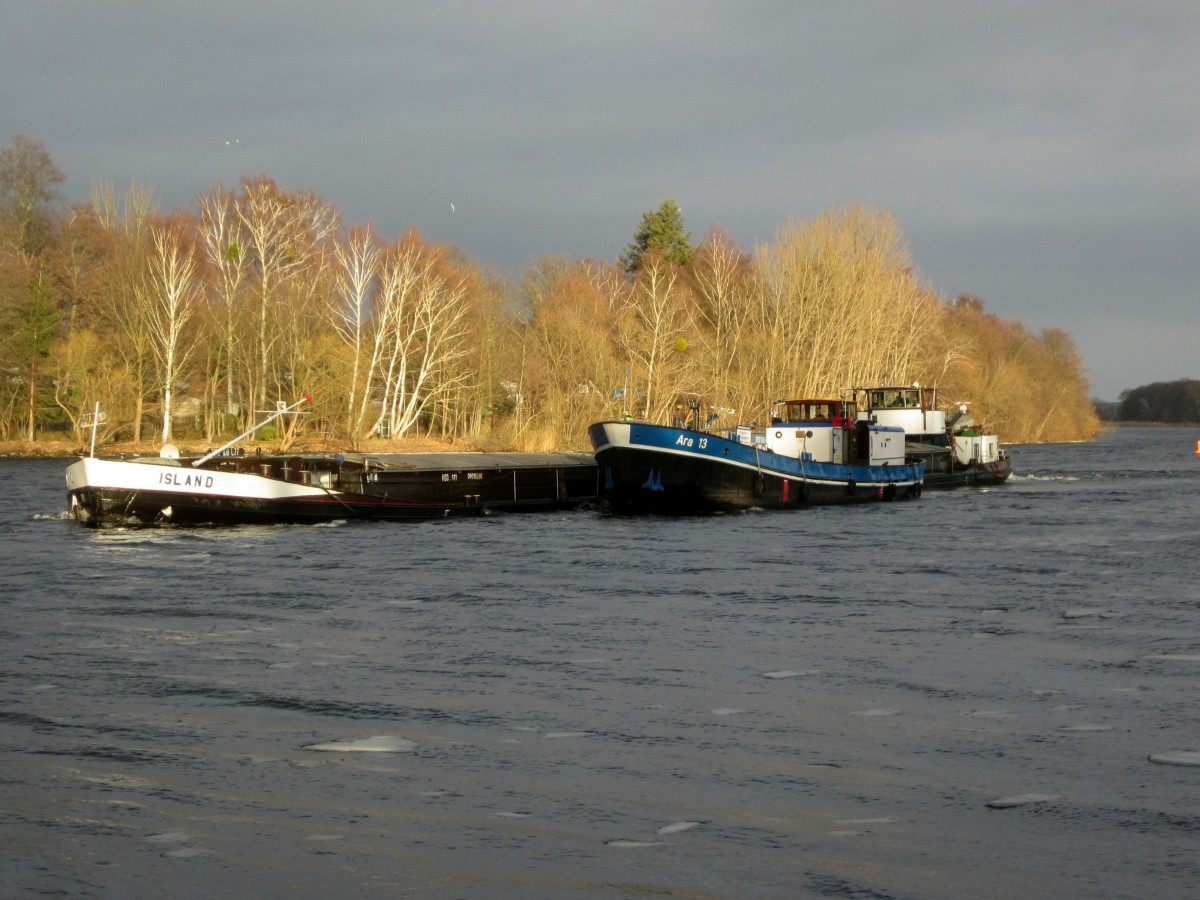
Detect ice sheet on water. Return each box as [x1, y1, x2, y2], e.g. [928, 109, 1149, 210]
[1147, 751, 1200, 767]
[145, 832, 191, 844]
[302, 735, 417, 753]
[762, 669, 818, 678]
[656, 821, 701, 834]
[164, 846, 210, 858]
[986, 793, 1058, 809]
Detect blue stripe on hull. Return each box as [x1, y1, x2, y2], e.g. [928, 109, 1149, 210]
[590, 422, 922, 515]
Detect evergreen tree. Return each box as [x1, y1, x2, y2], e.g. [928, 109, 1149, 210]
[621, 197, 692, 273]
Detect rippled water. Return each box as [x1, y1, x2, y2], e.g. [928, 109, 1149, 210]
[2, 427, 1198, 898]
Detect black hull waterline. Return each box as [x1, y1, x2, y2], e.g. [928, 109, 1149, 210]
[907, 445, 1013, 489]
[589, 422, 923, 516]
[66, 452, 601, 527]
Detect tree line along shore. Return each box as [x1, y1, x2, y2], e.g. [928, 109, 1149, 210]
[2, 134, 1100, 455]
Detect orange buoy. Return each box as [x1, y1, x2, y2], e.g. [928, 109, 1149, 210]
[1195, 439, 1200, 455]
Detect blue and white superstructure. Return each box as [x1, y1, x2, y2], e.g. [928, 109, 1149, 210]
[589, 398, 923, 515]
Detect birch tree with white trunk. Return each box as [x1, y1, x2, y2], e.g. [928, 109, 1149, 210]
[140, 220, 202, 443]
[331, 224, 382, 437]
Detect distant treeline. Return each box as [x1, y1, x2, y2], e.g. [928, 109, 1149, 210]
[1097, 379, 1200, 423]
[1, 134, 1100, 450]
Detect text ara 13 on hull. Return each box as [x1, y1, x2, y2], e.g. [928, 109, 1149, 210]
[856, 384, 1012, 488]
[65, 397, 599, 527]
[589, 397, 924, 515]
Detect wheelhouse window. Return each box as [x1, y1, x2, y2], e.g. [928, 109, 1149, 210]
[786, 401, 834, 421]
[870, 389, 921, 409]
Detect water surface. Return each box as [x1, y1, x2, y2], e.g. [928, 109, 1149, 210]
[1, 428, 1197, 898]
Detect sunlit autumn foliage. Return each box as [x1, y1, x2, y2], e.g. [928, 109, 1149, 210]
[0, 135, 1100, 450]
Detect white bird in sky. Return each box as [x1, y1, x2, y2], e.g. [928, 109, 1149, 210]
[450, 202, 455, 212]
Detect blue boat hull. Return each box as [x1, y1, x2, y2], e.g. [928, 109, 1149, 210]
[589, 421, 923, 515]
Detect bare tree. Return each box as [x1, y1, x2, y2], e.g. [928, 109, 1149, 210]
[140, 219, 203, 443]
[376, 245, 470, 438]
[235, 177, 338, 418]
[617, 251, 697, 423]
[197, 184, 250, 422]
[0, 133, 65, 259]
[89, 183, 158, 441]
[690, 229, 753, 414]
[331, 224, 382, 437]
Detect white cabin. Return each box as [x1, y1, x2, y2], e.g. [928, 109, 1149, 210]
[859, 385, 946, 438]
[733, 398, 906, 467]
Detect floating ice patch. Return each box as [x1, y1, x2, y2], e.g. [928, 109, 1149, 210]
[712, 708, 746, 716]
[303, 735, 417, 753]
[492, 811, 531, 818]
[656, 821, 701, 834]
[850, 708, 899, 717]
[544, 731, 591, 739]
[762, 670, 818, 679]
[1148, 751, 1200, 767]
[1059, 724, 1113, 732]
[986, 793, 1058, 809]
[145, 832, 191, 844]
[164, 846, 209, 858]
[606, 839, 665, 848]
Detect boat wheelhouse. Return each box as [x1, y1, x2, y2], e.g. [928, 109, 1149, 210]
[857, 384, 1012, 487]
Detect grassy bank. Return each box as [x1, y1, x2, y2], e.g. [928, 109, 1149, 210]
[0, 434, 467, 460]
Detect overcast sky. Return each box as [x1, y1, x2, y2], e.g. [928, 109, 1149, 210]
[5, 1, 1198, 399]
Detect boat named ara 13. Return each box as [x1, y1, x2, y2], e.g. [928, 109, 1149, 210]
[65, 398, 599, 527]
[856, 384, 1012, 488]
[589, 397, 924, 515]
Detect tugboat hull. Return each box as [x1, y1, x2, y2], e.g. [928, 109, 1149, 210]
[590, 421, 922, 515]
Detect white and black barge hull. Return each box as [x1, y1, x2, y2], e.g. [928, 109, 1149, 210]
[66, 452, 600, 527]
